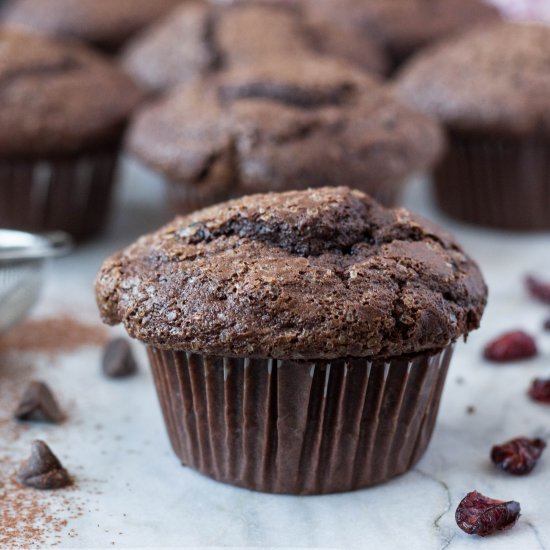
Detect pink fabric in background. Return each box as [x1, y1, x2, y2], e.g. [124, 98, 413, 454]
[487, 0, 550, 22]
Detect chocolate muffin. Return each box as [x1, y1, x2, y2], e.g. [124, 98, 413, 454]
[0, 28, 142, 240]
[395, 22, 550, 230]
[303, 0, 501, 71]
[120, 1, 387, 95]
[96, 187, 487, 494]
[1, 0, 182, 53]
[128, 56, 443, 213]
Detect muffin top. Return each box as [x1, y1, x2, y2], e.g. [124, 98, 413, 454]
[1, 0, 182, 51]
[121, 1, 387, 94]
[0, 28, 143, 155]
[304, 0, 500, 62]
[394, 23, 550, 135]
[128, 56, 443, 197]
[96, 187, 487, 360]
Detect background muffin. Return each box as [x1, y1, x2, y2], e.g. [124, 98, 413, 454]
[128, 56, 443, 213]
[302, 0, 501, 71]
[0, 0, 183, 53]
[96, 187, 487, 494]
[0, 28, 142, 240]
[120, 0, 387, 96]
[395, 22, 550, 230]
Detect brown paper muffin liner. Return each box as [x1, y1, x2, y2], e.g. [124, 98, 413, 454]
[147, 345, 453, 495]
[166, 180, 404, 216]
[0, 146, 120, 241]
[434, 131, 550, 230]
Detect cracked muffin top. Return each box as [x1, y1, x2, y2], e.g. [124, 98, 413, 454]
[120, 1, 387, 94]
[96, 187, 487, 360]
[1, 0, 182, 51]
[128, 56, 443, 198]
[394, 23, 550, 135]
[0, 28, 143, 155]
[303, 0, 500, 65]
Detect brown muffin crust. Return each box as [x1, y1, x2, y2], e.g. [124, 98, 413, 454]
[303, 0, 500, 64]
[0, 28, 143, 155]
[96, 187, 487, 360]
[120, 1, 387, 94]
[128, 56, 443, 199]
[394, 23, 550, 135]
[1, 0, 182, 51]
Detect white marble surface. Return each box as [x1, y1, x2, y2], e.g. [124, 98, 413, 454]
[3, 160, 550, 549]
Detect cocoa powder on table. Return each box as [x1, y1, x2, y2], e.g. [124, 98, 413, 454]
[0, 314, 109, 355]
[0, 356, 83, 548]
[0, 477, 80, 549]
[0, 314, 108, 547]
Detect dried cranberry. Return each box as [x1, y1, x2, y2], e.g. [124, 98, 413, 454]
[529, 378, 550, 404]
[491, 437, 546, 475]
[544, 318, 550, 331]
[483, 331, 537, 362]
[526, 276, 550, 304]
[455, 491, 520, 537]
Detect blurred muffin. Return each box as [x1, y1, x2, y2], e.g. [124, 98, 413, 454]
[96, 186, 487, 494]
[121, 1, 387, 95]
[303, 0, 500, 71]
[0, 28, 142, 240]
[395, 22, 550, 230]
[1, 0, 183, 53]
[128, 56, 443, 213]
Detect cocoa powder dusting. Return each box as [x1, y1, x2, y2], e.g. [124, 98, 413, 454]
[0, 357, 83, 547]
[0, 314, 106, 546]
[0, 314, 108, 355]
[0, 477, 80, 548]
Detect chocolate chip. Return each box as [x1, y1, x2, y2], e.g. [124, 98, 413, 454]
[16, 441, 72, 490]
[102, 338, 138, 378]
[14, 381, 64, 423]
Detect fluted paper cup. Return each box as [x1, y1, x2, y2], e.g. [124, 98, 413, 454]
[147, 346, 453, 495]
[434, 130, 550, 230]
[0, 143, 121, 241]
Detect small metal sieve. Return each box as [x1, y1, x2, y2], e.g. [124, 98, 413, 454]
[0, 230, 73, 333]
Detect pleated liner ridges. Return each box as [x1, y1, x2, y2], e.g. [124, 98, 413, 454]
[0, 145, 120, 241]
[434, 130, 550, 230]
[148, 346, 453, 495]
